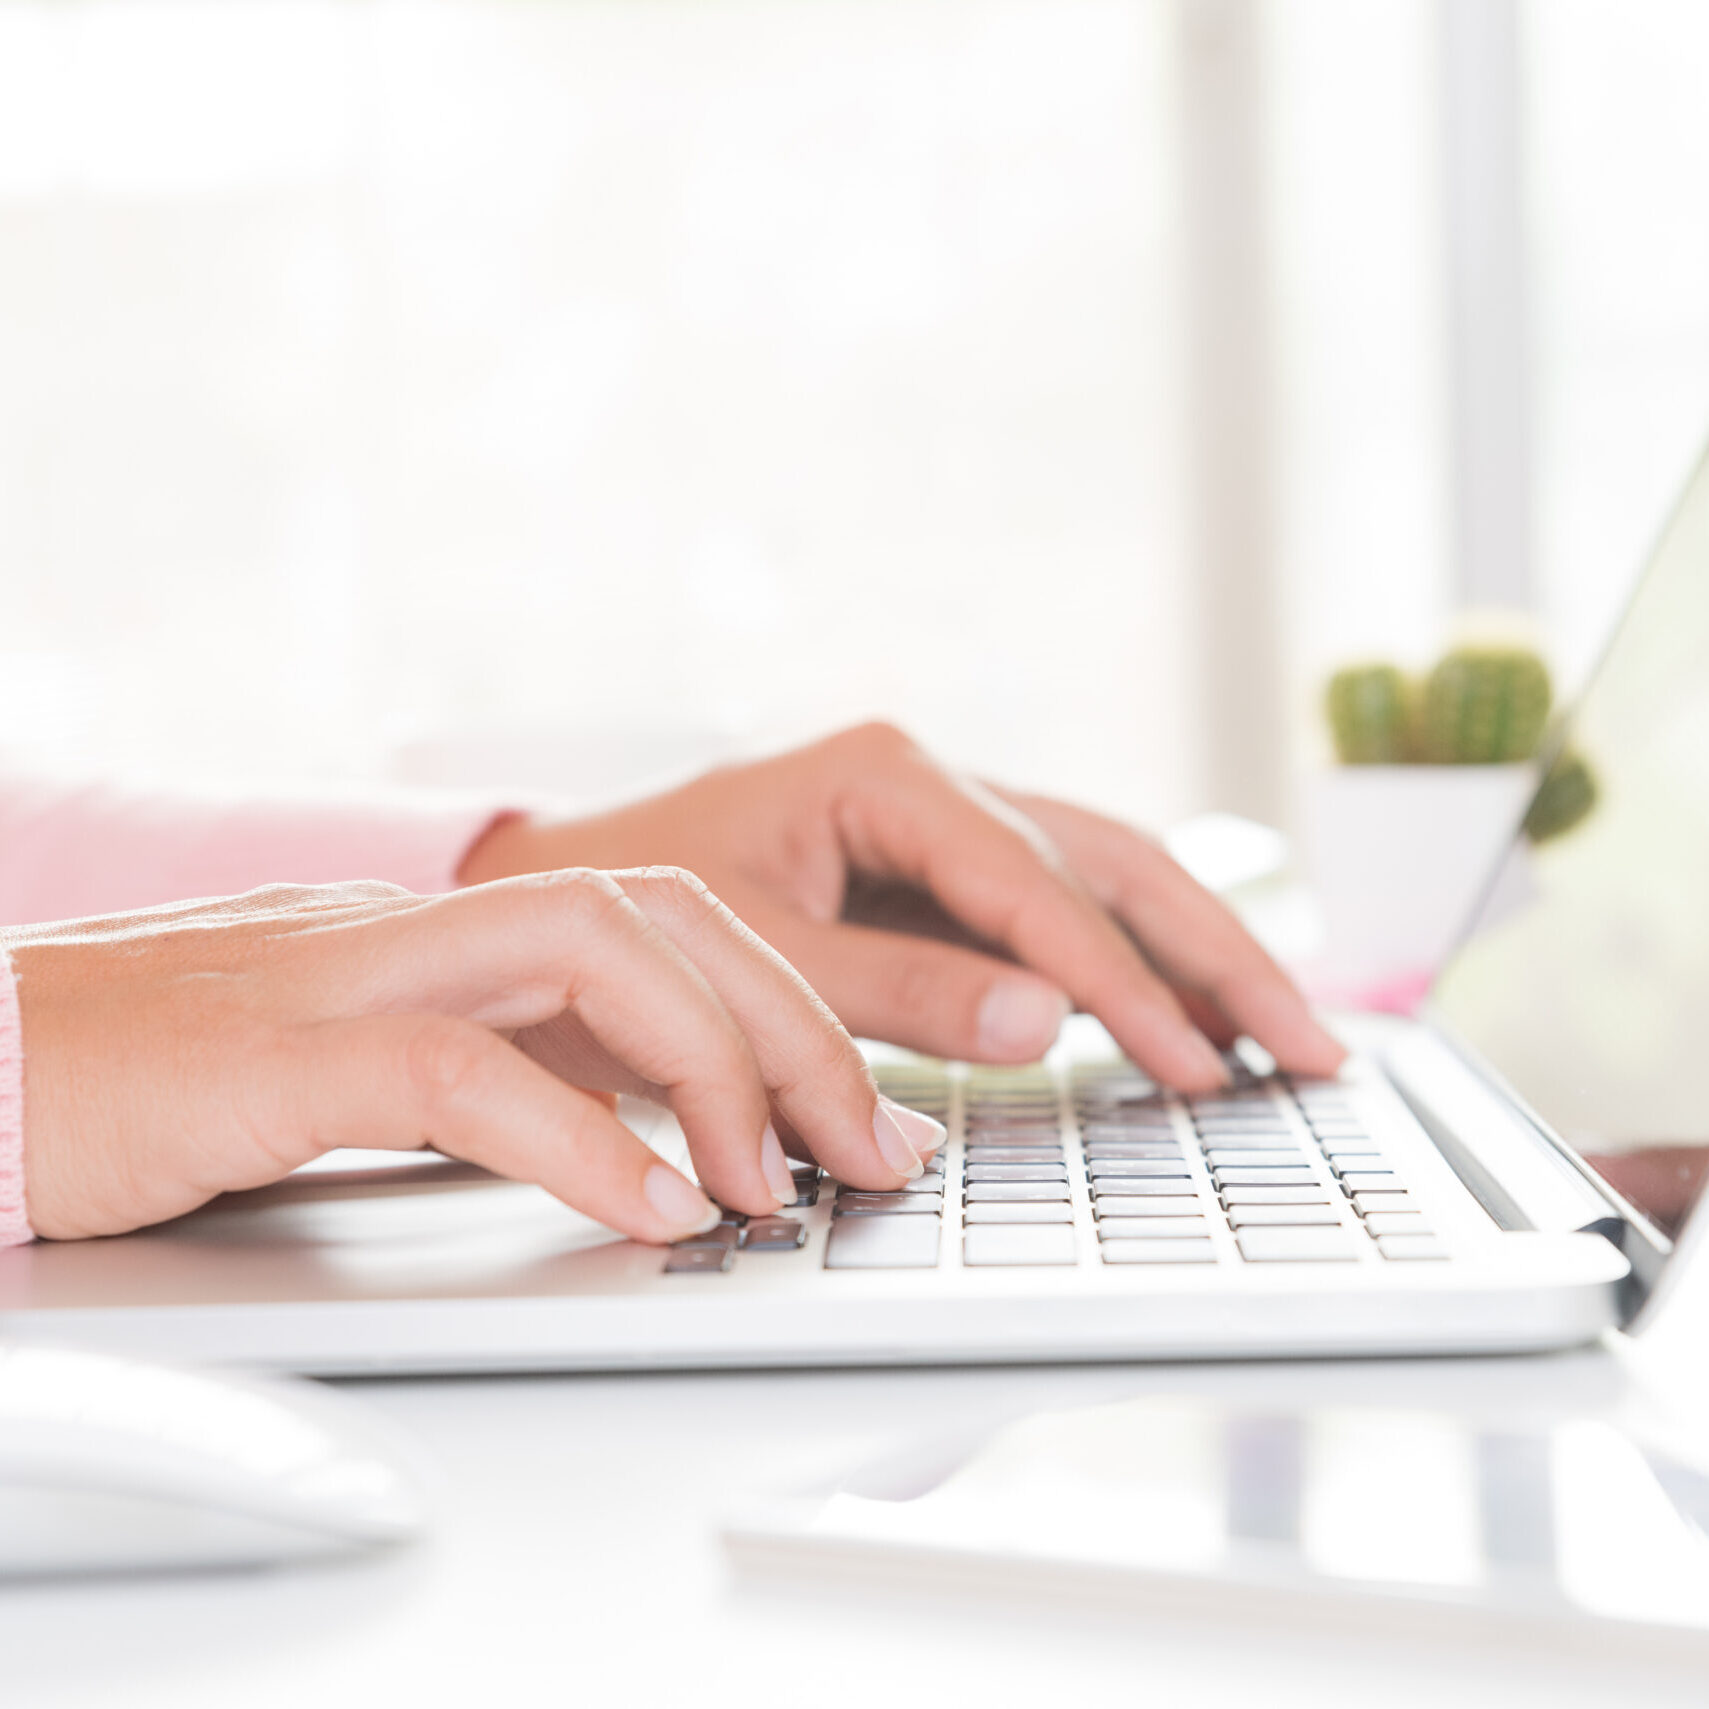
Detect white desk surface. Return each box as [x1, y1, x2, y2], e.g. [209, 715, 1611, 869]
[8, 1270, 1709, 1709]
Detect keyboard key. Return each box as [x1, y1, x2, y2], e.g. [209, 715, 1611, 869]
[1221, 1185, 1331, 1205]
[965, 1163, 1068, 1183]
[1226, 1204, 1342, 1227]
[1091, 1180, 1198, 1201]
[1377, 1233, 1448, 1261]
[1352, 1191, 1417, 1215]
[664, 1245, 734, 1273]
[1087, 1159, 1193, 1179]
[1081, 1116, 1176, 1136]
[1100, 1237, 1216, 1264]
[1193, 1133, 1299, 1151]
[962, 1225, 1079, 1266]
[1301, 1109, 1358, 1128]
[964, 1125, 1061, 1144]
[715, 1209, 748, 1228]
[1363, 1212, 1431, 1236]
[1095, 1215, 1205, 1238]
[962, 1200, 1074, 1224]
[1204, 1149, 1310, 1169]
[741, 1216, 808, 1250]
[824, 1216, 941, 1269]
[833, 1192, 943, 1215]
[1074, 1073, 1157, 1095]
[1319, 1140, 1383, 1159]
[675, 1224, 739, 1249]
[786, 1183, 820, 1208]
[837, 1175, 943, 1196]
[1339, 1171, 1403, 1193]
[1081, 1142, 1182, 1160]
[964, 1146, 1063, 1164]
[965, 1180, 1071, 1202]
[1095, 1197, 1206, 1220]
[1235, 1228, 1360, 1262]
[1212, 1167, 1319, 1187]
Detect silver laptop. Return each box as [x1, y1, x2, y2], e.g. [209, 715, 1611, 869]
[6, 449, 1709, 1377]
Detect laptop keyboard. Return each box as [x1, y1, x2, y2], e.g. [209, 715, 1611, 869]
[664, 1057, 1448, 1273]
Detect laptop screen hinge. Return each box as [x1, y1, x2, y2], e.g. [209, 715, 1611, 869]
[1384, 1018, 1669, 1324]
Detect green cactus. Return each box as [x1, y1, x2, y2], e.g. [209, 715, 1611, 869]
[1523, 746, 1599, 844]
[1326, 663, 1412, 764]
[1414, 646, 1551, 764]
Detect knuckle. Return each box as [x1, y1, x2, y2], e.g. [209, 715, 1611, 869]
[812, 999, 869, 1084]
[542, 866, 631, 924]
[399, 1015, 495, 1111]
[624, 864, 736, 939]
[640, 864, 716, 906]
[835, 719, 916, 763]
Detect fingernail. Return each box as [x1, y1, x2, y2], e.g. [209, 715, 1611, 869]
[759, 1122, 796, 1208]
[644, 1164, 720, 1237]
[879, 1095, 947, 1160]
[873, 1101, 926, 1180]
[977, 981, 1072, 1060]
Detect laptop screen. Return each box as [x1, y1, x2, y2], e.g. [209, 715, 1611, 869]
[1431, 443, 1709, 1238]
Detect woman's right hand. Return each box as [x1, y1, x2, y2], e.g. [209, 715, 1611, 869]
[5, 869, 943, 1243]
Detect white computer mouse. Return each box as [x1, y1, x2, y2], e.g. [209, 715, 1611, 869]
[0, 1342, 428, 1578]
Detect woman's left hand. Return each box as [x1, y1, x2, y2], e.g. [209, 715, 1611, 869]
[458, 723, 1343, 1093]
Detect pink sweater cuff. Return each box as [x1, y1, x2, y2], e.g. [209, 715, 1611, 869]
[0, 780, 519, 928]
[0, 948, 29, 1247]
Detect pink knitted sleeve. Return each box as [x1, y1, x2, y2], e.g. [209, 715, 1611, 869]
[0, 778, 520, 928]
[0, 949, 28, 1247]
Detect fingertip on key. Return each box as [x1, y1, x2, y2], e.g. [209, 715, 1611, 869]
[872, 1100, 927, 1180]
[879, 1095, 947, 1160]
[759, 1122, 797, 1209]
[1168, 1030, 1233, 1093]
[643, 1163, 721, 1240]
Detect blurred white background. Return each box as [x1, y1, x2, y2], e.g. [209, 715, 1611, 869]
[2, 0, 1707, 831]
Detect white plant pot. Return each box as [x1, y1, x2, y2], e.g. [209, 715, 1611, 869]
[1303, 764, 1537, 988]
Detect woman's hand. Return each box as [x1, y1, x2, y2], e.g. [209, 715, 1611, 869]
[458, 723, 1345, 1093]
[7, 869, 942, 1242]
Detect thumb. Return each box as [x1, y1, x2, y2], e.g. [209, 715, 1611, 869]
[785, 919, 1071, 1063]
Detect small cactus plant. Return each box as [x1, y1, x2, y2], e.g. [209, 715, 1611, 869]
[1414, 646, 1552, 764]
[1323, 640, 1600, 845]
[1523, 746, 1599, 844]
[1326, 663, 1412, 764]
